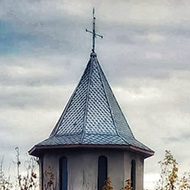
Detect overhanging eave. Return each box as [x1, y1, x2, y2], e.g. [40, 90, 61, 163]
[29, 144, 154, 158]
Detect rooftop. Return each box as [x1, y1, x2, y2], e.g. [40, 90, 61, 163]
[29, 52, 154, 158]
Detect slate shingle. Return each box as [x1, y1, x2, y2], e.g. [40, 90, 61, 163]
[35, 52, 152, 153]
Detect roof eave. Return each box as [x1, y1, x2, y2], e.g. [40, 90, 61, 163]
[29, 144, 154, 158]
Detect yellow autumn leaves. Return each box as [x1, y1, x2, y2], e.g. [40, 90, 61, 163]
[102, 177, 133, 190]
[156, 150, 190, 190]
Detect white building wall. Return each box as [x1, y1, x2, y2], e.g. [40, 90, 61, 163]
[42, 149, 144, 190]
[124, 152, 144, 190]
[136, 156, 144, 190]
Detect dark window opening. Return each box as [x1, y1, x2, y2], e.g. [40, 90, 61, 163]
[131, 159, 136, 190]
[98, 156, 108, 190]
[60, 157, 67, 190]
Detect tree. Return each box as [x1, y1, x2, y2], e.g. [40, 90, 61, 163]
[14, 147, 38, 190]
[102, 177, 132, 190]
[16, 157, 38, 190]
[156, 150, 190, 190]
[0, 157, 12, 190]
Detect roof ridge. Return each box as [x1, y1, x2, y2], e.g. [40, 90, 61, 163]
[49, 85, 77, 137]
[49, 58, 91, 138]
[80, 57, 94, 143]
[99, 65, 135, 139]
[96, 60, 119, 136]
[96, 60, 130, 144]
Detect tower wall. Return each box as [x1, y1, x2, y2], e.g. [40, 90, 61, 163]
[40, 148, 144, 190]
[124, 152, 144, 190]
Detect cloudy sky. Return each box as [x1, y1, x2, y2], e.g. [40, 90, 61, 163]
[0, 0, 190, 189]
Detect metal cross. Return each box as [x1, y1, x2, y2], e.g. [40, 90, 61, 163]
[86, 8, 103, 53]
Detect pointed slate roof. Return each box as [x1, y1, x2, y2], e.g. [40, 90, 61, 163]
[29, 52, 153, 157]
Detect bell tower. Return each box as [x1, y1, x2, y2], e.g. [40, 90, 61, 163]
[29, 9, 154, 190]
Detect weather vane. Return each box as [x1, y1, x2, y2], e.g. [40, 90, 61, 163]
[86, 8, 103, 53]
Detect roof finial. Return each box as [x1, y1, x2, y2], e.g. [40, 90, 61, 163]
[86, 8, 103, 53]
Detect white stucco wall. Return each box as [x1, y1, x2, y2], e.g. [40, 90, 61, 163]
[124, 152, 144, 190]
[41, 148, 144, 190]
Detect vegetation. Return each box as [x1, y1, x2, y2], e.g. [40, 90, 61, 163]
[156, 150, 190, 190]
[102, 178, 132, 190]
[102, 150, 190, 190]
[102, 177, 114, 190]
[0, 158, 12, 190]
[17, 158, 38, 190]
[1, 149, 190, 190]
[0, 148, 38, 190]
[0, 157, 13, 190]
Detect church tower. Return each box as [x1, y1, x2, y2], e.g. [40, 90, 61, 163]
[29, 9, 154, 190]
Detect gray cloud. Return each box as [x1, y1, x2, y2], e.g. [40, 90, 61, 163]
[162, 137, 180, 143]
[0, 1, 190, 189]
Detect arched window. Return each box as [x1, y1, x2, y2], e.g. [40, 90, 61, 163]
[98, 156, 108, 190]
[60, 157, 67, 190]
[131, 159, 136, 190]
